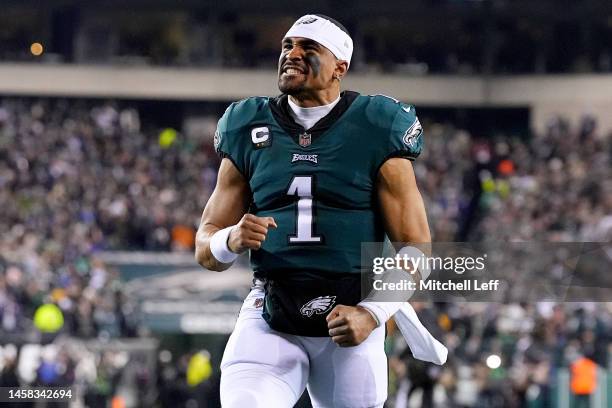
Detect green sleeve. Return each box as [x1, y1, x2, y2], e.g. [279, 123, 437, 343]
[388, 103, 423, 161]
[214, 102, 249, 178]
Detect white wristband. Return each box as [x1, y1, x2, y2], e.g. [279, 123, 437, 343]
[358, 301, 404, 328]
[210, 226, 239, 264]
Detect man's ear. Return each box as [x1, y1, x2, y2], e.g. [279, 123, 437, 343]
[334, 60, 349, 80]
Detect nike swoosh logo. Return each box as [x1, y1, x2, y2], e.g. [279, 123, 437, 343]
[402, 106, 411, 113]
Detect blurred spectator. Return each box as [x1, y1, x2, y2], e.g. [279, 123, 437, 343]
[570, 354, 597, 408]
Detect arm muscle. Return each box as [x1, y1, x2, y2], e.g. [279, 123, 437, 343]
[377, 158, 431, 245]
[195, 159, 250, 271]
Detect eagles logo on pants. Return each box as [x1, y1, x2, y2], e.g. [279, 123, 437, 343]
[300, 296, 336, 317]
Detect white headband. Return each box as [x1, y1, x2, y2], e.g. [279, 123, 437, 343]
[284, 14, 353, 68]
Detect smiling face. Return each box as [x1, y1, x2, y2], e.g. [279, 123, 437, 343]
[278, 37, 345, 100]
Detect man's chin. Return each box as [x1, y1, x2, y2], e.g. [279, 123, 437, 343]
[278, 79, 304, 95]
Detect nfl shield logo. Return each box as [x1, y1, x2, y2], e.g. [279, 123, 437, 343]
[299, 132, 312, 147]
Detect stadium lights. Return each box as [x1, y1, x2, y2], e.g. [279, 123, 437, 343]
[30, 42, 44, 56]
[486, 354, 502, 369]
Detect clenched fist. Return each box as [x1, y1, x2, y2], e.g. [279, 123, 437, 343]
[228, 214, 277, 253]
[326, 305, 378, 347]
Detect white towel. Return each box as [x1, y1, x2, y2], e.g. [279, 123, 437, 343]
[393, 303, 448, 365]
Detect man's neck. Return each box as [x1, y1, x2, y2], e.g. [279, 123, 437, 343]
[287, 95, 340, 130]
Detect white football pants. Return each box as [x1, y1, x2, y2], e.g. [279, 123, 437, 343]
[220, 282, 387, 408]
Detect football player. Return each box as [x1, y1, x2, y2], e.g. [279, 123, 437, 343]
[196, 14, 440, 408]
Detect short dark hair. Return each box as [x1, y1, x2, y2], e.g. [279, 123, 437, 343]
[313, 14, 350, 35]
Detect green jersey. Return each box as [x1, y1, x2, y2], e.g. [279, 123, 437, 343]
[215, 91, 423, 280]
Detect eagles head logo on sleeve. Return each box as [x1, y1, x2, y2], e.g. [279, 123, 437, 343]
[403, 118, 423, 148]
[213, 129, 221, 150]
[300, 296, 336, 317]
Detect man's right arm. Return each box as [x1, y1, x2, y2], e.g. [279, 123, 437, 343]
[195, 158, 276, 271]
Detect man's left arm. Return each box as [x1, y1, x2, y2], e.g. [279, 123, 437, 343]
[376, 158, 430, 245]
[327, 158, 430, 347]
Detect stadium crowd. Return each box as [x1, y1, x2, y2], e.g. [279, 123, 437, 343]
[397, 113, 611, 406]
[415, 115, 611, 243]
[0, 98, 610, 406]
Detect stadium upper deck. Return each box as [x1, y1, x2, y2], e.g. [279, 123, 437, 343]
[1, 0, 611, 74]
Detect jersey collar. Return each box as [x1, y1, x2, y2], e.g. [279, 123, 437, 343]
[270, 90, 360, 146]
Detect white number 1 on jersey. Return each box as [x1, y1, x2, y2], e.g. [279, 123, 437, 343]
[286, 176, 322, 243]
